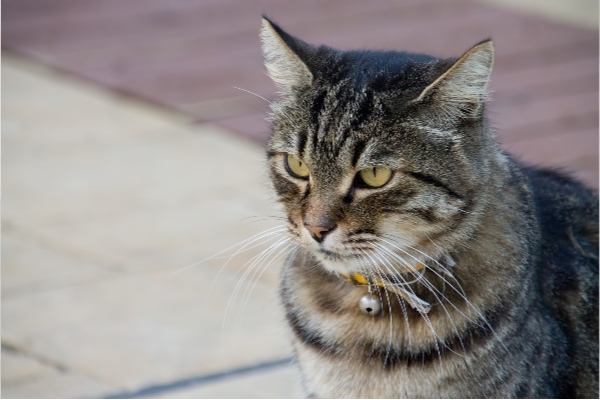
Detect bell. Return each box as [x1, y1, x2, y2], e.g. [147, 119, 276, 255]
[359, 294, 381, 316]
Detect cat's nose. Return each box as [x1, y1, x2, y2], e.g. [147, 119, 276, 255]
[304, 224, 336, 243]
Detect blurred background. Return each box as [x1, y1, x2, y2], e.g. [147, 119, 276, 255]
[2, 0, 598, 398]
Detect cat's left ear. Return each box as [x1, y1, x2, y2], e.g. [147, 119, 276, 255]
[260, 17, 314, 92]
[411, 40, 494, 122]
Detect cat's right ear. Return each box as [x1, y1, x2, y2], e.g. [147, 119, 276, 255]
[260, 17, 313, 92]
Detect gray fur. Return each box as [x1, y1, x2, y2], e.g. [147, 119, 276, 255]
[261, 17, 599, 398]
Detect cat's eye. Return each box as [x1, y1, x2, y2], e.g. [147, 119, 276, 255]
[358, 167, 392, 188]
[285, 154, 310, 179]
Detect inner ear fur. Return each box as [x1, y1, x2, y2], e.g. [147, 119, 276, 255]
[410, 40, 494, 123]
[260, 17, 313, 92]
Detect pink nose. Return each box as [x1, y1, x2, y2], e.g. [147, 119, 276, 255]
[304, 225, 335, 242]
[305, 226, 329, 238]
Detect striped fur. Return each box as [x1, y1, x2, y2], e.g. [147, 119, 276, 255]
[260, 17, 599, 398]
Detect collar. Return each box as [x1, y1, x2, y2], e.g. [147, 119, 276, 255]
[340, 262, 432, 314]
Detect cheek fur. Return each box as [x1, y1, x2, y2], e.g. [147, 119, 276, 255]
[269, 163, 305, 203]
[271, 160, 468, 249]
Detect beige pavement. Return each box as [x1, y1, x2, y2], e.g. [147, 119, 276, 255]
[2, 53, 301, 398]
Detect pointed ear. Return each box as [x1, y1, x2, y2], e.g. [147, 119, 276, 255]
[411, 40, 494, 122]
[260, 17, 313, 92]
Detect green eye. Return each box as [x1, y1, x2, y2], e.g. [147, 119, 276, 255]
[285, 154, 310, 178]
[358, 167, 392, 188]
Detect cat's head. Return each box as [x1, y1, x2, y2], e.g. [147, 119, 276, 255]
[261, 17, 506, 275]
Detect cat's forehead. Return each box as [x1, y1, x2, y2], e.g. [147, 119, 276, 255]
[296, 53, 450, 143]
[287, 96, 418, 166]
[271, 93, 430, 173]
[322, 50, 442, 86]
[267, 50, 459, 172]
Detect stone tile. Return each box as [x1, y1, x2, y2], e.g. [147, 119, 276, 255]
[2, 228, 119, 298]
[151, 365, 303, 399]
[1, 348, 57, 385]
[2, 53, 193, 149]
[2, 107, 273, 229]
[2, 266, 292, 394]
[25, 193, 286, 276]
[3, 52, 285, 277]
[1, 371, 117, 399]
[2, 134, 286, 273]
[2, 46, 293, 399]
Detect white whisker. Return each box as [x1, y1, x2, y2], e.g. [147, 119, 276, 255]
[378, 237, 506, 351]
[373, 244, 466, 356]
[237, 241, 293, 326]
[223, 236, 289, 331]
[174, 225, 286, 275]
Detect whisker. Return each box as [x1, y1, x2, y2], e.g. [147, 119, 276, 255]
[367, 248, 413, 348]
[223, 236, 289, 331]
[380, 236, 470, 301]
[361, 253, 386, 319]
[174, 225, 286, 275]
[233, 86, 301, 132]
[238, 241, 293, 325]
[356, 247, 444, 359]
[206, 227, 287, 302]
[366, 248, 445, 362]
[233, 87, 272, 104]
[355, 249, 399, 368]
[376, 242, 477, 324]
[373, 244, 466, 356]
[378, 238, 506, 351]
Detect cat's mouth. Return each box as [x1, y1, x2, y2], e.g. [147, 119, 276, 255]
[316, 247, 345, 261]
[317, 248, 377, 261]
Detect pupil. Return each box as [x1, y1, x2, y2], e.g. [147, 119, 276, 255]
[366, 307, 372, 312]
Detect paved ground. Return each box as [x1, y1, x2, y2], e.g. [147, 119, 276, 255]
[2, 1, 598, 399]
[2, 54, 301, 398]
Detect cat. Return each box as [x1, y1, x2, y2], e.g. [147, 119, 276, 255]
[259, 16, 599, 398]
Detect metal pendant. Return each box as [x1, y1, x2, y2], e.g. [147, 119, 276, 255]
[359, 294, 381, 316]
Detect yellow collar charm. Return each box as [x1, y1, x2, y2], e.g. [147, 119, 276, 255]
[340, 262, 432, 316]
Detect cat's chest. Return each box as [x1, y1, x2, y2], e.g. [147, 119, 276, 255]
[281, 256, 497, 397]
[282, 255, 460, 347]
[294, 341, 462, 398]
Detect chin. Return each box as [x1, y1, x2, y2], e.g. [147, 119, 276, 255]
[309, 249, 365, 275]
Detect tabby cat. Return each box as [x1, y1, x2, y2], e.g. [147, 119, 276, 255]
[259, 17, 599, 398]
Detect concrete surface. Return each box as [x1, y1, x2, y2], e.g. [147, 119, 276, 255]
[2, 53, 301, 398]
